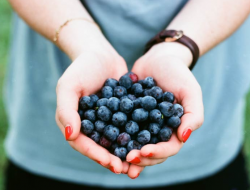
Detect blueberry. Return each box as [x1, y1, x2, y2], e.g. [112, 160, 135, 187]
[100, 136, 112, 148]
[149, 109, 164, 124]
[104, 78, 119, 89]
[126, 72, 138, 83]
[137, 130, 151, 145]
[103, 125, 120, 141]
[158, 127, 172, 142]
[158, 102, 174, 117]
[148, 123, 161, 135]
[125, 120, 139, 135]
[119, 75, 133, 89]
[84, 109, 96, 123]
[89, 131, 100, 143]
[173, 104, 184, 117]
[167, 116, 181, 128]
[149, 136, 159, 144]
[120, 98, 134, 113]
[133, 98, 141, 109]
[138, 80, 144, 85]
[162, 92, 175, 103]
[131, 83, 143, 97]
[117, 132, 131, 146]
[96, 98, 108, 107]
[102, 86, 113, 99]
[127, 94, 137, 101]
[132, 108, 149, 122]
[140, 96, 157, 111]
[81, 120, 94, 135]
[112, 112, 127, 127]
[78, 109, 84, 120]
[114, 147, 127, 160]
[79, 96, 94, 110]
[89, 94, 99, 105]
[143, 89, 151, 96]
[94, 120, 107, 133]
[107, 97, 120, 112]
[114, 86, 127, 98]
[143, 77, 156, 88]
[96, 106, 112, 121]
[127, 140, 142, 152]
[149, 86, 163, 100]
[120, 95, 128, 101]
[110, 143, 119, 153]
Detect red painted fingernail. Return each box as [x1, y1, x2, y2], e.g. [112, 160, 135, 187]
[131, 173, 140, 179]
[65, 125, 73, 140]
[145, 153, 153, 157]
[109, 166, 120, 174]
[182, 129, 192, 143]
[128, 157, 141, 164]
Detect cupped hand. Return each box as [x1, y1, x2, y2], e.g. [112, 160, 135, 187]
[127, 42, 204, 168]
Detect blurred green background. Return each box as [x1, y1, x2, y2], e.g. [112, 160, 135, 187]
[0, 1, 250, 190]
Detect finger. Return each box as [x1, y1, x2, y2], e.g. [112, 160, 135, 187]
[177, 86, 204, 143]
[126, 150, 166, 167]
[69, 133, 111, 167]
[140, 134, 183, 159]
[121, 161, 130, 174]
[108, 154, 124, 174]
[127, 164, 144, 179]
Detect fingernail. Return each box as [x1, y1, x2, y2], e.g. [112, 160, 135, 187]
[65, 125, 73, 140]
[96, 161, 105, 166]
[144, 153, 153, 157]
[182, 128, 192, 143]
[109, 166, 121, 174]
[128, 157, 141, 164]
[131, 173, 140, 179]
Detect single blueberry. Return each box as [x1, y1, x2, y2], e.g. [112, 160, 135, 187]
[125, 120, 139, 135]
[96, 106, 112, 121]
[159, 102, 174, 117]
[149, 136, 159, 144]
[143, 77, 156, 88]
[96, 98, 108, 107]
[94, 120, 107, 133]
[138, 80, 144, 85]
[126, 72, 139, 83]
[131, 83, 143, 97]
[104, 78, 119, 89]
[120, 95, 128, 101]
[133, 98, 141, 109]
[103, 125, 120, 142]
[114, 86, 127, 98]
[149, 109, 164, 124]
[127, 140, 142, 152]
[143, 89, 151, 96]
[158, 127, 172, 142]
[120, 98, 134, 113]
[127, 94, 137, 101]
[167, 116, 181, 128]
[140, 96, 157, 111]
[162, 92, 175, 103]
[112, 112, 127, 127]
[83, 109, 96, 123]
[173, 103, 184, 117]
[89, 131, 100, 143]
[99, 136, 112, 148]
[79, 96, 94, 110]
[89, 94, 99, 105]
[149, 86, 163, 100]
[101, 86, 113, 99]
[107, 97, 120, 112]
[132, 108, 149, 122]
[110, 143, 119, 153]
[137, 130, 151, 145]
[117, 132, 131, 146]
[114, 147, 127, 160]
[119, 75, 133, 89]
[148, 123, 161, 135]
[81, 120, 94, 135]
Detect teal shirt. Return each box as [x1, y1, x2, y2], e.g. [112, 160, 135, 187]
[4, 0, 250, 187]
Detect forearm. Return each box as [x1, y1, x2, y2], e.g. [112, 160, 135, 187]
[166, 0, 250, 60]
[8, 0, 113, 60]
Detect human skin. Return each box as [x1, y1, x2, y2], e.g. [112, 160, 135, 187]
[8, 0, 250, 179]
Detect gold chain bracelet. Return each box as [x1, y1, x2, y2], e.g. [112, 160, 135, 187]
[53, 18, 101, 42]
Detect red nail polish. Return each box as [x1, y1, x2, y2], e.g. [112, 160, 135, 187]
[182, 129, 192, 143]
[129, 157, 141, 164]
[145, 153, 153, 157]
[65, 125, 73, 140]
[131, 173, 140, 179]
[109, 166, 120, 174]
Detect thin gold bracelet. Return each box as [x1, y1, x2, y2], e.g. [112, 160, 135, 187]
[53, 18, 101, 42]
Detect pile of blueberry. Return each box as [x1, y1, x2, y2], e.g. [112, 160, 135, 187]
[78, 72, 184, 160]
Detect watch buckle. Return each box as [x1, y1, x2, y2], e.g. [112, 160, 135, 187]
[165, 30, 183, 42]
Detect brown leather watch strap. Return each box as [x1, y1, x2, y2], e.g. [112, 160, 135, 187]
[145, 30, 200, 70]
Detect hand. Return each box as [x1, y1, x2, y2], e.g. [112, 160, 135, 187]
[127, 42, 204, 167]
